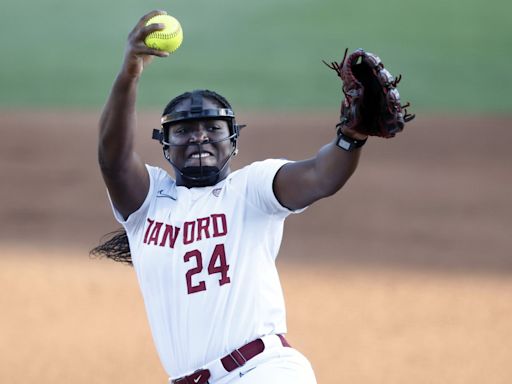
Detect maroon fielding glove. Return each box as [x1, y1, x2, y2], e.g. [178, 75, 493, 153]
[324, 48, 415, 138]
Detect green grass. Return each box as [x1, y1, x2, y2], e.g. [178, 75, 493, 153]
[0, 0, 510, 111]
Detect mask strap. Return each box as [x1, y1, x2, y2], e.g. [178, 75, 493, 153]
[190, 91, 203, 114]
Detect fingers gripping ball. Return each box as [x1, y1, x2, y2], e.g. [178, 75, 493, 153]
[145, 14, 183, 53]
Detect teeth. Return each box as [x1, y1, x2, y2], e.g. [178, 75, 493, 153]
[191, 153, 210, 158]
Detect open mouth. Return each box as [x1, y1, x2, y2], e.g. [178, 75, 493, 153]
[188, 151, 213, 159]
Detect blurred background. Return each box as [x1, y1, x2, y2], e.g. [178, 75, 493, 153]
[1, 0, 511, 383]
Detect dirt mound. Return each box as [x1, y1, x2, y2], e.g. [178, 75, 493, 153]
[1, 110, 512, 383]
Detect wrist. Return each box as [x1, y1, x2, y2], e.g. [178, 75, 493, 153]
[116, 67, 142, 87]
[337, 125, 369, 141]
[335, 124, 368, 151]
[120, 54, 145, 80]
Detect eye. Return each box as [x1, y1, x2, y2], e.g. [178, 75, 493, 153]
[173, 126, 187, 135]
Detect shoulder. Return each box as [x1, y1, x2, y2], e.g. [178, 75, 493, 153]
[229, 159, 291, 180]
[146, 164, 171, 179]
[146, 164, 175, 187]
[144, 165, 181, 203]
[224, 159, 297, 215]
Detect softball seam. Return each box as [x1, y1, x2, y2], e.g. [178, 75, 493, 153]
[148, 25, 182, 40]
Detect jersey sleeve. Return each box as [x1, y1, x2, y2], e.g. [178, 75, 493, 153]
[108, 165, 168, 234]
[243, 158, 306, 217]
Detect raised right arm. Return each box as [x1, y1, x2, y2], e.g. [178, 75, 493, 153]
[98, 10, 169, 220]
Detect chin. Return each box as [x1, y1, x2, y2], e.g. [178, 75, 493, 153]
[180, 166, 223, 187]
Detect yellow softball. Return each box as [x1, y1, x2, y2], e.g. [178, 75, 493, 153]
[144, 14, 183, 53]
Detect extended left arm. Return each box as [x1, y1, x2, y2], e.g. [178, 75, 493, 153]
[274, 48, 415, 211]
[273, 127, 367, 210]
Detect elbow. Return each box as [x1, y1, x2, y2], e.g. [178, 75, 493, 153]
[98, 150, 115, 177]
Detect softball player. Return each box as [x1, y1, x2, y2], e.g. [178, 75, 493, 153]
[96, 10, 367, 383]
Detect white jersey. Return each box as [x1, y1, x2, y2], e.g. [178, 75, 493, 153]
[110, 158, 303, 379]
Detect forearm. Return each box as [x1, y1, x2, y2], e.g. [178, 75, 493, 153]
[98, 71, 140, 174]
[274, 135, 364, 210]
[311, 139, 362, 197]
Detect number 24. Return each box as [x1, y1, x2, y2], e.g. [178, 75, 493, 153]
[184, 244, 231, 294]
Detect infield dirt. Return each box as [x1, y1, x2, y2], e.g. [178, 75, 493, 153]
[1, 111, 511, 383]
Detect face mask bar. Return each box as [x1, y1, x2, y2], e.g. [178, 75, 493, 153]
[152, 120, 243, 187]
[152, 120, 241, 186]
[162, 139, 238, 187]
[161, 108, 235, 125]
[155, 120, 241, 147]
[152, 117, 241, 174]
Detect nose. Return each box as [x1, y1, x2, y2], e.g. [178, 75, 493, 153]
[188, 127, 209, 143]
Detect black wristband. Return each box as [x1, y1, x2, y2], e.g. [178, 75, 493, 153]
[335, 128, 367, 151]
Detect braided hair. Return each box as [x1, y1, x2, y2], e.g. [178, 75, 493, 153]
[89, 228, 132, 265]
[90, 90, 233, 265]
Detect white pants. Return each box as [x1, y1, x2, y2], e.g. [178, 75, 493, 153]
[169, 336, 317, 384]
[215, 346, 317, 384]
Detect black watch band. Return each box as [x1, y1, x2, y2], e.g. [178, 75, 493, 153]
[335, 128, 368, 151]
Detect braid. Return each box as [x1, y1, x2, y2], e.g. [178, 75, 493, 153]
[93, 89, 233, 265]
[90, 228, 132, 265]
[202, 89, 232, 109]
[162, 92, 192, 115]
